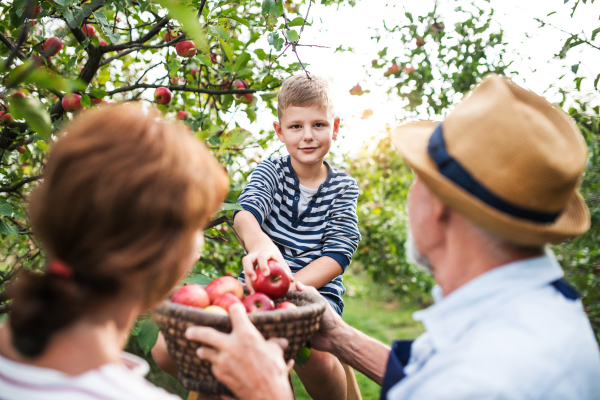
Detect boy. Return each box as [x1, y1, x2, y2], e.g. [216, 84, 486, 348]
[234, 74, 361, 400]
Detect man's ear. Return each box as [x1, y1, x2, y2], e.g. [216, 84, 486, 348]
[332, 116, 341, 140]
[273, 121, 285, 143]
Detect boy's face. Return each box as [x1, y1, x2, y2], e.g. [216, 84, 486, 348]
[274, 105, 340, 167]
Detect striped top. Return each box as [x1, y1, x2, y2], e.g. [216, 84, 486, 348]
[236, 155, 361, 306]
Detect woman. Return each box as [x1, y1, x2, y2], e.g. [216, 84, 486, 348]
[0, 103, 228, 399]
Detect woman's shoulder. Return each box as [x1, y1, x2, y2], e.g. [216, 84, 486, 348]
[0, 351, 179, 400]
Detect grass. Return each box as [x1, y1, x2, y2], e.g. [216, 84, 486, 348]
[290, 269, 424, 399]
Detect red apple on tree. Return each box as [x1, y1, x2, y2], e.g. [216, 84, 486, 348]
[0, 113, 13, 126]
[82, 24, 96, 38]
[28, 6, 42, 19]
[416, 37, 425, 47]
[16, 146, 27, 154]
[404, 66, 415, 74]
[176, 110, 188, 120]
[253, 260, 290, 300]
[349, 84, 364, 96]
[204, 305, 229, 315]
[212, 293, 242, 312]
[243, 293, 275, 313]
[11, 91, 26, 99]
[171, 284, 210, 308]
[210, 53, 218, 63]
[170, 77, 180, 85]
[276, 302, 297, 310]
[176, 40, 196, 58]
[233, 80, 246, 98]
[240, 93, 254, 104]
[190, 69, 200, 79]
[42, 37, 63, 56]
[154, 87, 172, 105]
[164, 30, 178, 43]
[205, 276, 244, 303]
[62, 94, 82, 112]
[384, 63, 400, 77]
[98, 38, 107, 46]
[91, 97, 103, 105]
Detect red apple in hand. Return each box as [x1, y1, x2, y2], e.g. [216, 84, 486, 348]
[206, 276, 244, 303]
[62, 94, 82, 112]
[277, 302, 297, 310]
[171, 284, 210, 308]
[154, 87, 172, 105]
[176, 40, 196, 58]
[253, 260, 290, 300]
[212, 293, 242, 312]
[243, 293, 275, 313]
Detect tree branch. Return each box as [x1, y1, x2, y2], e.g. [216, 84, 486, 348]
[0, 175, 43, 193]
[0, 32, 28, 62]
[100, 17, 169, 53]
[99, 36, 184, 66]
[107, 83, 266, 96]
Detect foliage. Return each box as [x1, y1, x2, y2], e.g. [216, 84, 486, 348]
[351, 1, 507, 301]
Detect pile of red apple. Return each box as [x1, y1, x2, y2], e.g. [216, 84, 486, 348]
[171, 261, 296, 315]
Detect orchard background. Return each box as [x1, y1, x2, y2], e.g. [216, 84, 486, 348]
[0, 0, 598, 398]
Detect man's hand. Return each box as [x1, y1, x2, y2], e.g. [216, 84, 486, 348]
[242, 243, 293, 293]
[295, 281, 344, 353]
[185, 303, 295, 400]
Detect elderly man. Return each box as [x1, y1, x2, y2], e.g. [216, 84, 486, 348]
[186, 75, 600, 399]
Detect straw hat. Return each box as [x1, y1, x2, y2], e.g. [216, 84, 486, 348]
[391, 75, 590, 245]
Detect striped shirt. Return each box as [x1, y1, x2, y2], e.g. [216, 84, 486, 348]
[0, 350, 179, 400]
[236, 155, 361, 313]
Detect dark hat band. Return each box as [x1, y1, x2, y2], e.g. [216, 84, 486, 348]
[427, 123, 561, 224]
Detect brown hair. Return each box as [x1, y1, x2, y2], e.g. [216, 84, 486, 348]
[9, 103, 228, 357]
[277, 74, 335, 119]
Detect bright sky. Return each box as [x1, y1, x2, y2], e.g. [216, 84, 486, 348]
[237, 0, 599, 158]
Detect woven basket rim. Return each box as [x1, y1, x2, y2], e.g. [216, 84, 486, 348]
[154, 289, 327, 326]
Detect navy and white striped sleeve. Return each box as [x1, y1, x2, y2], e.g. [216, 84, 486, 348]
[321, 179, 361, 272]
[235, 158, 278, 226]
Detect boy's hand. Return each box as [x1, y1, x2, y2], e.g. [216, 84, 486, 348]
[242, 244, 293, 293]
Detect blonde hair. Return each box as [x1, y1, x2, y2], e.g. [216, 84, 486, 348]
[277, 74, 335, 119]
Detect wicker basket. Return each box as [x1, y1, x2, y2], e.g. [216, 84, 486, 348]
[153, 290, 327, 396]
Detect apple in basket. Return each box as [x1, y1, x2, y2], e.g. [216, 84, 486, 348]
[243, 293, 275, 313]
[206, 276, 244, 303]
[276, 302, 297, 310]
[212, 293, 242, 312]
[204, 305, 228, 316]
[253, 260, 290, 299]
[171, 284, 210, 308]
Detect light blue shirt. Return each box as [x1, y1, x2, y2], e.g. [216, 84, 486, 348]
[388, 251, 600, 399]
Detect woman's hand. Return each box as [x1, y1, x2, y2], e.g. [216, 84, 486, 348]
[186, 304, 295, 400]
[242, 243, 293, 293]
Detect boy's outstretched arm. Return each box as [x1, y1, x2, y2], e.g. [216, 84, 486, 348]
[234, 210, 293, 292]
[292, 256, 343, 289]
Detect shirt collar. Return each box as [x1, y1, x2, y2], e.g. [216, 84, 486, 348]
[412, 249, 563, 351]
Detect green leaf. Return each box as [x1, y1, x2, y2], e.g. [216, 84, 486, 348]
[262, 0, 283, 26]
[90, 88, 108, 98]
[571, 63, 580, 74]
[288, 17, 308, 27]
[66, 57, 77, 74]
[93, 11, 109, 26]
[80, 95, 91, 108]
[244, 107, 256, 122]
[183, 274, 213, 285]
[592, 27, 600, 41]
[255, 48, 267, 60]
[154, 0, 209, 53]
[228, 14, 250, 28]
[219, 203, 244, 212]
[219, 127, 250, 151]
[208, 135, 221, 146]
[295, 345, 311, 366]
[98, 68, 111, 85]
[9, 62, 69, 93]
[232, 52, 251, 71]
[285, 30, 299, 42]
[9, 97, 52, 138]
[574, 76, 585, 91]
[219, 39, 234, 61]
[106, 32, 120, 44]
[260, 92, 278, 101]
[208, 25, 230, 40]
[267, 32, 284, 51]
[137, 318, 159, 355]
[0, 204, 13, 216]
[405, 12, 413, 23]
[0, 219, 18, 237]
[594, 73, 600, 90]
[546, 11, 557, 16]
[197, 54, 212, 65]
